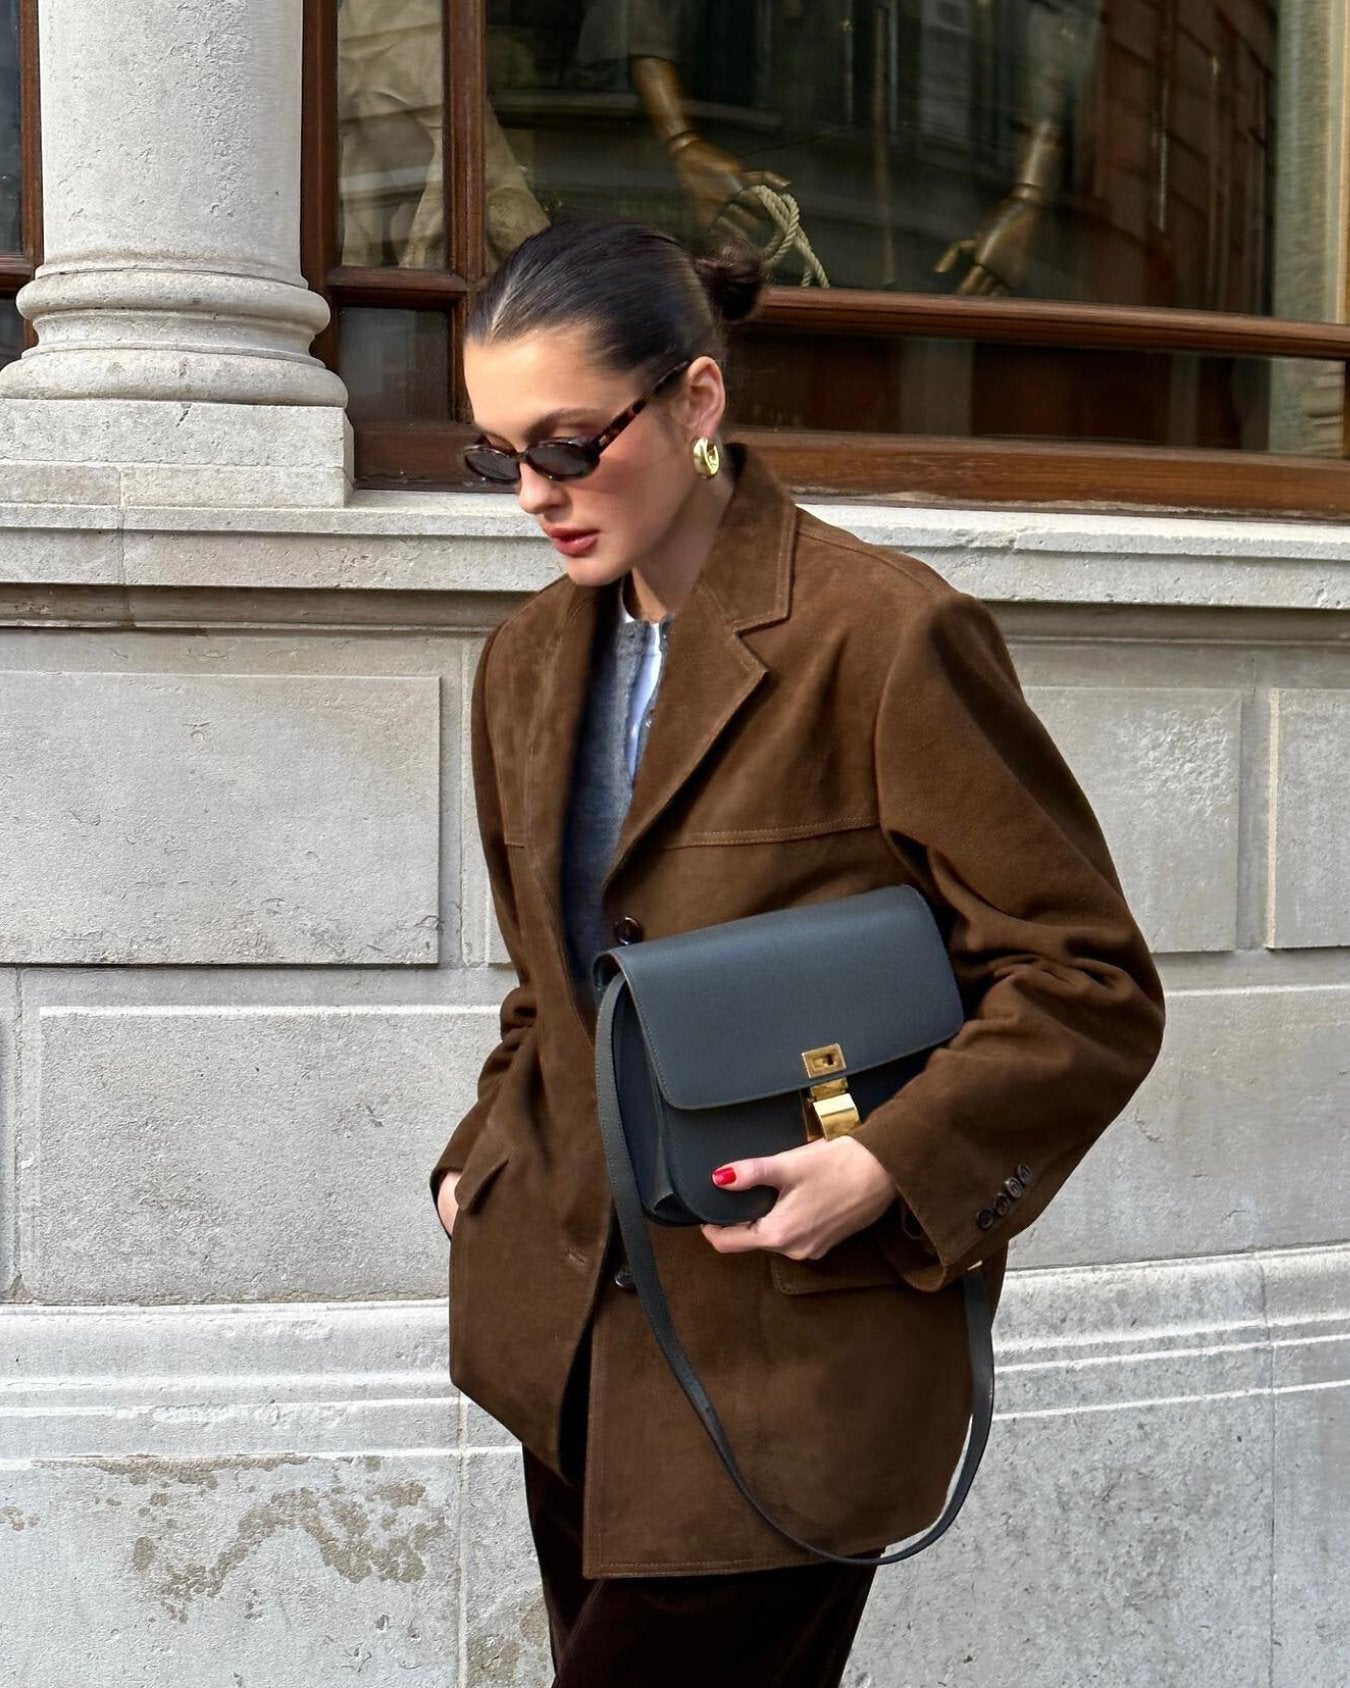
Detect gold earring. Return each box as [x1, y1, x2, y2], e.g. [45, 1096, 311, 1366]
[692, 436, 721, 479]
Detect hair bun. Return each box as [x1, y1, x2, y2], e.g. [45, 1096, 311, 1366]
[693, 239, 767, 325]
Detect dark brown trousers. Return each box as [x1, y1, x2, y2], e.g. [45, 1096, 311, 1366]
[520, 1312, 884, 1687]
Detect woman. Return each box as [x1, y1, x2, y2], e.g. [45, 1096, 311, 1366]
[430, 220, 1165, 1686]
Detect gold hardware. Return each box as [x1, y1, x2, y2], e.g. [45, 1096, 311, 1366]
[802, 1043, 845, 1079]
[801, 1043, 861, 1140]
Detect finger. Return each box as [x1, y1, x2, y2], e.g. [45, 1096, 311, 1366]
[703, 1218, 783, 1255]
[718, 206, 760, 237]
[724, 187, 764, 217]
[700, 1218, 756, 1252]
[711, 1155, 790, 1191]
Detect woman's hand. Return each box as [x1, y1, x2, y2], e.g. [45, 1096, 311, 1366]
[436, 1170, 463, 1239]
[698, 1135, 900, 1260]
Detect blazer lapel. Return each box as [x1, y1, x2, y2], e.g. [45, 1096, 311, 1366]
[521, 444, 797, 1006]
[522, 575, 605, 981]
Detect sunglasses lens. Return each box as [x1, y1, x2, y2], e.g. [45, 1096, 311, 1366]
[527, 440, 598, 480]
[463, 444, 521, 484]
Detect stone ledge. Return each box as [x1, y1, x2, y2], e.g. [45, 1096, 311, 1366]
[2, 1243, 1345, 1459]
[0, 493, 1349, 609]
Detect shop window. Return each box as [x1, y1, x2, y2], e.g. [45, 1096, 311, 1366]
[305, 0, 1350, 515]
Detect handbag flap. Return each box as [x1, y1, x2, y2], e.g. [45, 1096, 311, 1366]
[601, 884, 964, 1111]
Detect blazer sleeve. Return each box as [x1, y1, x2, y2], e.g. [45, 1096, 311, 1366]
[428, 621, 538, 1222]
[848, 585, 1166, 1292]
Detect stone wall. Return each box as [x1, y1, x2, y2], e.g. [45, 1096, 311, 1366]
[0, 494, 1346, 1685]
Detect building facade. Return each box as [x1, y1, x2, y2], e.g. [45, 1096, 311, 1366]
[0, 3, 1348, 1683]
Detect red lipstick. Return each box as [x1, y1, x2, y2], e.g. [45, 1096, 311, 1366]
[545, 527, 599, 558]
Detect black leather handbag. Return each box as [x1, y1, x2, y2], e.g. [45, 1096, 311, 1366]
[591, 882, 995, 1567]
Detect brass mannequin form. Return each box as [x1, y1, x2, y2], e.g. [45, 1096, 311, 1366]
[936, 0, 1103, 295]
[629, 55, 790, 243]
[340, 0, 1161, 300]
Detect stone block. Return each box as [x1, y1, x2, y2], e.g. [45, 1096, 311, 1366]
[0, 670, 440, 965]
[0, 970, 15, 1300]
[1268, 688, 1350, 948]
[1026, 686, 1242, 954]
[0, 1454, 458, 1686]
[0, 510, 121, 583]
[0, 1296, 461, 1682]
[0, 400, 352, 508]
[460, 1452, 552, 1687]
[849, 1390, 1271, 1688]
[30, 1005, 505, 1302]
[1272, 1381, 1350, 1688]
[0, 400, 349, 467]
[1009, 986, 1350, 1268]
[1268, 1247, 1350, 1687]
[0, 462, 122, 506]
[119, 463, 352, 510]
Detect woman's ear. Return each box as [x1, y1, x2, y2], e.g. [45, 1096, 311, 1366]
[682, 354, 728, 441]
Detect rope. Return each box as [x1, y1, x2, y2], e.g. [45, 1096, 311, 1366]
[717, 184, 830, 289]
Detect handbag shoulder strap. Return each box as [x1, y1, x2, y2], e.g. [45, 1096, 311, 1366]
[594, 973, 996, 1569]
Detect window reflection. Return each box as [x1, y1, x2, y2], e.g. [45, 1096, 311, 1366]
[0, 0, 20, 253]
[483, 0, 1290, 312]
[339, 308, 451, 421]
[734, 332, 1281, 450]
[0, 297, 20, 372]
[338, 0, 448, 268]
[329, 2, 1350, 465]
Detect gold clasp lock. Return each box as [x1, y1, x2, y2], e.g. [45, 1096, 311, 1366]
[801, 1042, 861, 1140]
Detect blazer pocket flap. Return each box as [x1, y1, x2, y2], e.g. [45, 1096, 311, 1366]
[451, 1138, 512, 1217]
[768, 1225, 902, 1295]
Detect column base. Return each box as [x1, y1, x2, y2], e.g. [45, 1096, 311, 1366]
[0, 399, 354, 509]
[0, 267, 349, 409]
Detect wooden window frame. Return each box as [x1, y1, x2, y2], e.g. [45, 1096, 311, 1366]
[1, 0, 42, 339]
[302, 0, 1350, 518]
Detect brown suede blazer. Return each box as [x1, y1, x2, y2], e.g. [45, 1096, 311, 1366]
[430, 443, 1166, 1578]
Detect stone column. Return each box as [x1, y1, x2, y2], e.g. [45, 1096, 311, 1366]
[0, 0, 351, 507]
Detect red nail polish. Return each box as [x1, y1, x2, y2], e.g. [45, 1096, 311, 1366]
[711, 1166, 735, 1187]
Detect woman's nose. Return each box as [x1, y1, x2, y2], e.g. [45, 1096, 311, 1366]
[517, 463, 566, 516]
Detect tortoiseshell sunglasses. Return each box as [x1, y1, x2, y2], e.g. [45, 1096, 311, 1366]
[463, 357, 693, 485]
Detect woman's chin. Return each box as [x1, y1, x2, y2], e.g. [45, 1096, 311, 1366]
[564, 551, 629, 588]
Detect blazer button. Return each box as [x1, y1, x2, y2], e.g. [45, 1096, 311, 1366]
[613, 1263, 637, 1290]
[975, 1208, 995, 1230]
[1017, 1162, 1033, 1184]
[612, 915, 644, 944]
[993, 1192, 1012, 1218]
[1005, 1176, 1024, 1199]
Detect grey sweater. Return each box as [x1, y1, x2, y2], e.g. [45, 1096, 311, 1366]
[561, 582, 672, 1003]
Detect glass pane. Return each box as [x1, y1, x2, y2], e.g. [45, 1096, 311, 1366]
[732, 332, 1346, 455]
[0, 296, 21, 372]
[0, 0, 20, 252]
[479, 0, 1327, 321]
[338, 0, 447, 268]
[339, 307, 451, 422]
